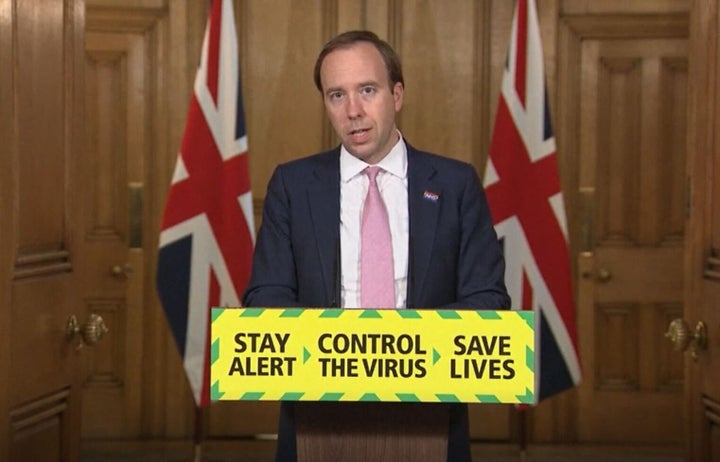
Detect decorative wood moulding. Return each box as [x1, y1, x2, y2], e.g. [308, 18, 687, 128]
[596, 303, 639, 391]
[14, 249, 71, 280]
[85, 299, 125, 387]
[10, 388, 70, 433]
[704, 248, 720, 281]
[703, 395, 720, 426]
[321, 0, 340, 151]
[387, 0, 402, 49]
[86, 5, 165, 33]
[562, 13, 689, 38]
[322, 0, 339, 40]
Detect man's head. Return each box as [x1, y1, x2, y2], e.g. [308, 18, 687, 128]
[314, 30, 404, 93]
[314, 30, 405, 165]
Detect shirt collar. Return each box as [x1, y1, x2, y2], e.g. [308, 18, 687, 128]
[340, 131, 408, 183]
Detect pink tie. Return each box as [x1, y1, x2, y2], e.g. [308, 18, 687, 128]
[360, 166, 396, 308]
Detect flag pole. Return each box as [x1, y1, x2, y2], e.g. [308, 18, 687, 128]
[193, 406, 205, 462]
[517, 407, 528, 462]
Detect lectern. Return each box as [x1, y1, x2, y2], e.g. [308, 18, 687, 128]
[294, 401, 448, 462]
[210, 307, 535, 461]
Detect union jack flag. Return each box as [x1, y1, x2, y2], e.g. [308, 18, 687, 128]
[483, 0, 581, 402]
[156, 0, 254, 407]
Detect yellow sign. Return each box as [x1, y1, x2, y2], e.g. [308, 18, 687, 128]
[210, 308, 534, 404]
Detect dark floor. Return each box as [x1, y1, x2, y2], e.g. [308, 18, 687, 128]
[81, 440, 685, 462]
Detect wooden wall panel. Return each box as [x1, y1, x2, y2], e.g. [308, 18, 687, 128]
[685, 1, 720, 459]
[655, 304, 684, 391]
[85, 46, 128, 239]
[10, 389, 71, 462]
[16, 0, 66, 253]
[84, 1, 195, 442]
[0, 0, 12, 454]
[396, 1, 478, 161]
[560, 7, 688, 445]
[595, 304, 639, 391]
[241, 1, 327, 194]
[562, 0, 689, 15]
[658, 58, 687, 244]
[82, 15, 155, 440]
[1, 0, 86, 459]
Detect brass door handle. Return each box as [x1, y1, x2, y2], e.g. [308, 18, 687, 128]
[665, 318, 707, 360]
[111, 263, 133, 279]
[66, 313, 109, 350]
[581, 268, 612, 283]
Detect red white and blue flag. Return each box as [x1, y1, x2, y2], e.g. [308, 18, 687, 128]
[157, 0, 254, 408]
[483, 0, 581, 402]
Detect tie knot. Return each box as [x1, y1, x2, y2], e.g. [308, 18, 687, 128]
[365, 166, 381, 183]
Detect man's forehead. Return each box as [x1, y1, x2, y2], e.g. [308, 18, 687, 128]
[320, 44, 388, 88]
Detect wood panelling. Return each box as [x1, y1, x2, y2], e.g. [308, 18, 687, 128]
[561, 11, 687, 443]
[0, 0, 12, 455]
[16, 0, 67, 254]
[85, 49, 128, 239]
[0, 0, 85, 459]
[595, 304, 639, 391]
[83, 299, 125, 387]
[597, 56, 642, 244]
[81, 298, 128, 437]
[10, 389, 72, 462]
[83, 4, 172, 440]
[562, 0, 690, 15]
[703, 397, 720, 461]
[655, 305, 683, 392]
[682, 0, 720, 457]
[241, 1, 327, 188]
[396, 1, 478, 160]
[658, 58, 688, 243]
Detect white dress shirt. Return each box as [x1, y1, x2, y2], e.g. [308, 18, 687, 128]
[339, 135, 409, 309]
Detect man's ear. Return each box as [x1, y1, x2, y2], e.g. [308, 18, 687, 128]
[393, 82, 404, 110]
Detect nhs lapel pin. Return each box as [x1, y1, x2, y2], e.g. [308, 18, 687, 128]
[423, 190, 439, 202]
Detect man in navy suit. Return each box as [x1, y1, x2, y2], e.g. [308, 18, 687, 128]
[243, 30, 510, 462]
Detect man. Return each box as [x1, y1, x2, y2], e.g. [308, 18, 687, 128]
[243, 30, 510, 462]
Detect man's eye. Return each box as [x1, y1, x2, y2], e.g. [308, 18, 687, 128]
[360, 86, 375, 95]
[328, 91, 343, 100]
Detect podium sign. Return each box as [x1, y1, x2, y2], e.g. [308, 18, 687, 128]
[210, 308, 534, 404]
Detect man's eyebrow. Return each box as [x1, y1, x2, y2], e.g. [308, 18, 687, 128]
[324, 80, 382, 96]
[357, 80, 380, 87]
[324, 86, 343, 95]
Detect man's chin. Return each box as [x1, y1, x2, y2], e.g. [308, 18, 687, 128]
[344, 144, 374, 162]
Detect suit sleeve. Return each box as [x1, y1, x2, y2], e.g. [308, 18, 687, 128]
[444, 166, 511, 310]
[242, 166, 304, 307]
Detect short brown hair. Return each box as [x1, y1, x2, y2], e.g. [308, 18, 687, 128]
[313, 30, 404, 92]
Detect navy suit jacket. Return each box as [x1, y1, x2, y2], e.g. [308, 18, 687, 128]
[243, 144, 510, 461]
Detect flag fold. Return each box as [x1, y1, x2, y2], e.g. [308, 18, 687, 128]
[484, 0, 581, 403]
[157, 0, 254, 408]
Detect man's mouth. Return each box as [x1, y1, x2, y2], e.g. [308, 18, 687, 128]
[348, 127, 372, 144]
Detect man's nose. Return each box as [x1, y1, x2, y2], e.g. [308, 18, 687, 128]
[346, 94, 364, 118]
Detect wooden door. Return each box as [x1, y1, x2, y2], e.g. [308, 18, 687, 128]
[557, 11, 689, 444]
[685, 0, 720, 459]
[0, 0, 86, 461]
[80, 2, 202, 440]
[80, 23, 150, 439]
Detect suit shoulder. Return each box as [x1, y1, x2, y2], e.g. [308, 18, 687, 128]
[410, 148, 478, 176]
[278, 149, 338, 169]
[272, 149, 339, 180]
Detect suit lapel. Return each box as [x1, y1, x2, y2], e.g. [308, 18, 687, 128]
[407, 149, 440, 308]
[307, 151, 341, 306]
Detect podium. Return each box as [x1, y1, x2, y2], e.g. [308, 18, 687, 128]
[294, 401, 448, 462]
[210, 307, 535, 461]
